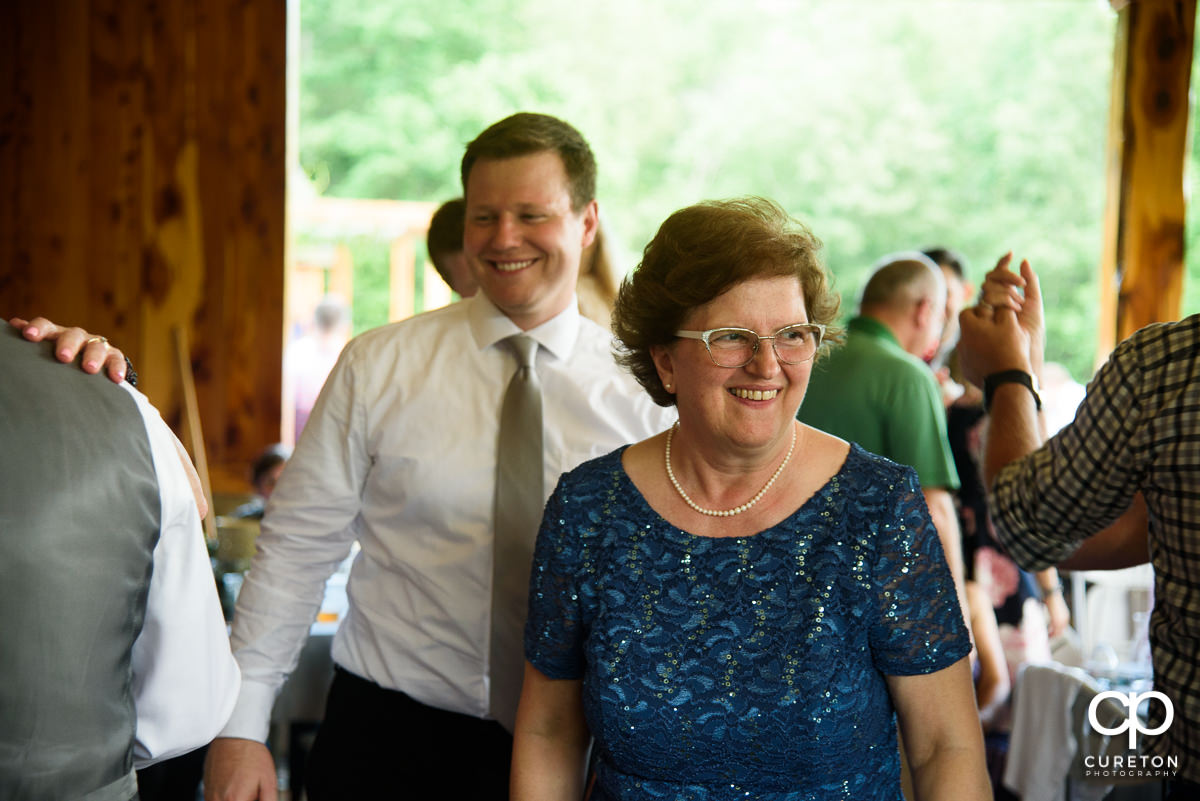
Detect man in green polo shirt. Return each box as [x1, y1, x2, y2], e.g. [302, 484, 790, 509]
[799, 252, 967, 614]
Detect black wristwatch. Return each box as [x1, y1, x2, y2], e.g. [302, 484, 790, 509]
[983, 369, 1041, 413]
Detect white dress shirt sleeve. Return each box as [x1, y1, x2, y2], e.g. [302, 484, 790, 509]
[126, 387, 241, 767]
[217, 301, 675, 734]
[220, 342, 368, 741]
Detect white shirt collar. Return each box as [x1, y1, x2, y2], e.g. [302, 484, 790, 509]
[466, 292, 581, 363]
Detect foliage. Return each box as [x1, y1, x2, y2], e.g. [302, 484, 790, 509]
[1185, 54, 1200, 322]
[345, 237, 391, 336]
[299, 0, 1124, 382]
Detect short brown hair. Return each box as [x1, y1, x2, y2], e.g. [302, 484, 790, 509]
[613, 197, 841, 407]
[461, 113, 596, 212]
[426, 198, 465, 283]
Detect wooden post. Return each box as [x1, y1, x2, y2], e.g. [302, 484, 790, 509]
[331, 243, 355, 302]
[1098, 0, 1195, 367]
[389, 234, 418, 321]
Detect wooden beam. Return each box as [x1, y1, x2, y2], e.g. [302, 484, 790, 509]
[1097, 10, 1130, 363]
[389, 234, 418, 322]
[1099, 0, 1195, 366]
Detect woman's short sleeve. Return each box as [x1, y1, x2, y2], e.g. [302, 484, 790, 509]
[523, 478, 587, 680]
[868, 467, 971, 675]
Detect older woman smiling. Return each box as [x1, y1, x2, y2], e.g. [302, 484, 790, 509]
[511, 197, 988, 801]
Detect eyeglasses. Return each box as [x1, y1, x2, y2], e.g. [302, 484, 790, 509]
[675, 323, 825, 368]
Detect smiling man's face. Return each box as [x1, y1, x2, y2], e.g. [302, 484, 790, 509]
[463, 151, 598, 331]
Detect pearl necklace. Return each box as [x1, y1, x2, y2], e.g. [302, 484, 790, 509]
[664, 421, 797, 517]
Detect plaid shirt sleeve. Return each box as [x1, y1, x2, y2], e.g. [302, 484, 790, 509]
[991, 314, 1200, 781]
[989, 317, 1200, 571]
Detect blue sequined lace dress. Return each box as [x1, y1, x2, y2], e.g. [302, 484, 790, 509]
[525, 443, 970, 801]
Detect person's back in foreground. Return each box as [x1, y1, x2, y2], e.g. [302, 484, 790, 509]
[0, 325, 239, 801]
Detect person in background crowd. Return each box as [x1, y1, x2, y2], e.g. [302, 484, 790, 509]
[923, 246, 974, 394]
[283, 294, 350, 446]
[576, 212, 624, 328]
[427, 197, 479, 298]
[797, 252, 969, 623]
[230, 443, 292, 521]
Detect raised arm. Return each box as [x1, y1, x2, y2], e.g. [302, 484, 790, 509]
[9, 316, 131, 383]
[955, 256, 1042, 488]
[958, 257, 1151, 574]
[510, 663, 590, 801]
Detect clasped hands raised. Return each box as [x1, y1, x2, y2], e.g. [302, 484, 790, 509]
[957, 252, 1045, 389]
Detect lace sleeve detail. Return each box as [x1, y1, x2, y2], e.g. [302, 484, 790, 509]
[524, 476, 587, 680]
[867, 466, 970, 675]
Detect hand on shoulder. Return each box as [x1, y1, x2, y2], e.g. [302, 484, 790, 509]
[9, 316, 130, 383]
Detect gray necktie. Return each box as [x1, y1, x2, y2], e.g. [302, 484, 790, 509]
[490, 334, 543, 731]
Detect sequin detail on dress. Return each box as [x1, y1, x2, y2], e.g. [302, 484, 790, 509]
[526, 443, 970, 801]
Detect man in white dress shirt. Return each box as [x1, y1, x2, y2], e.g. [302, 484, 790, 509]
[0, 326, 240, 801]
[203, 113, 674, 800]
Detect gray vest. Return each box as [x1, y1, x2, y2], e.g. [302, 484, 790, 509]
[0, 327, 161, 801]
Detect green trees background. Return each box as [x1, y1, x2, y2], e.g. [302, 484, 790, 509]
[298, 0, 1197, 385]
